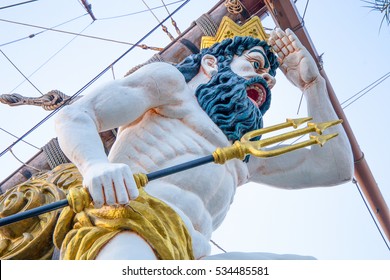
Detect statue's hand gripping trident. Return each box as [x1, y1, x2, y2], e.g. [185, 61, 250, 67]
[0, 117, 342, 227]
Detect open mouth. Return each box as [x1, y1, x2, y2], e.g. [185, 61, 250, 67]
[246, 83, 267, 108]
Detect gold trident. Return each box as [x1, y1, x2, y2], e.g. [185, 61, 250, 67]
[134, 117, 342, 188]
[73, 117, 343, 210]
[0, 117, 343, 227]
[212, 117, 342, 164]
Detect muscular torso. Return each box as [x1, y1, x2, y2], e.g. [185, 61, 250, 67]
[108, 88, 249, 245]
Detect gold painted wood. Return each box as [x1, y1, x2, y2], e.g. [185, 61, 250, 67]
[201, 16, 269, 49]
[213, 118, 341, 164]
[0, 163, 86, 259]
[0, 174, 65, 259]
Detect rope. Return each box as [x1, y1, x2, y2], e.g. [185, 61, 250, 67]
[141, 0, 175, 41]
[124, 53, 166, 76]
[0, 18, 161, 50]
[195, 13, 218, 36]
[42, 138, 70, 169]
[0, 14, 88, 48]
[0, 49, 43, 95]
[10, 22, 92, 94]
[161, 0, 181, 35]
[210, 239, 227, 253]
[98, 0, 185, 21]
[341, 71, 390, 110]
[9, 148, 42, 172]
[0, 128, 40, 150]
[0, 90, 73, 111]
[352, 178, 390, 251]
[224, 0, 243, 15]
[0, 0, 37, 10]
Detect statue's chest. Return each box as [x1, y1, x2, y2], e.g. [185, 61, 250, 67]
[109, 108, 249, 186]
[109, 110, 218, 169]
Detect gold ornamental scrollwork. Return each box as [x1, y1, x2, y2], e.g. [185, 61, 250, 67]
[0, 163, 85, 259]
[0, 174, 66, 259]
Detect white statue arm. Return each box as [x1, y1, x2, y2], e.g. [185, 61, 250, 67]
[248, 28, 353, 189]
[55, 63, 185, 207]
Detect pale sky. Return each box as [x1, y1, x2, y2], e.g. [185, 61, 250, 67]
[0, 0, 389, 260]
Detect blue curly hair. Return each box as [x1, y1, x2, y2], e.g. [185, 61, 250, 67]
[175, 36, 279, 82]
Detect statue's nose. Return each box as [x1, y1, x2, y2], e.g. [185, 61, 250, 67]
[260, 73, 276, 89]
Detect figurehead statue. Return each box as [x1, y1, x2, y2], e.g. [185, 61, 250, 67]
[0, 16, 353, 260]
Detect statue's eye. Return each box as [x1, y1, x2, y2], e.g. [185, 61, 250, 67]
[252, 61, 260, 70]
[244, 54, 265, 72]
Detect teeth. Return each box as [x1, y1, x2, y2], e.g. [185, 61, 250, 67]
[257, 90, 264, 103]
[247, 85, 265, 105]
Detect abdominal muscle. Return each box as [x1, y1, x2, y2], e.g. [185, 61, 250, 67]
[103, 109, 249, 259]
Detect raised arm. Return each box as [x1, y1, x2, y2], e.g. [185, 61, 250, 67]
[55, 63, 185, 207]
[248, 28, 353, 189]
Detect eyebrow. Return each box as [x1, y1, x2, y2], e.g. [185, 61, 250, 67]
[248, 49, 270, 68]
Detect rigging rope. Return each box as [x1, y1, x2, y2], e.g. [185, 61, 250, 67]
[352, 178, 390, 251]
[0, 0, 192, 159]
[0, 18, 162, 50]
[0, 14, 88, 48]
[0, 0, 37, 11]
[141, 0, 175, 41]
[0, 49, 43, 96]
[341, 71, 390, 110]
[9, 149, 42, 173]
[10, 22, 93, 94]
[210, 239, 227, 253]
[98, 0, 185, 21]
[161, 0, 181, 35]
[0, 128, 40, 150]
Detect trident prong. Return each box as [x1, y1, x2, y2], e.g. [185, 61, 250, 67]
[308, 119, 342, 135]
[212, 118, 343, 163]
[241, 117, 312, 142]
[311, 133, 339, 147]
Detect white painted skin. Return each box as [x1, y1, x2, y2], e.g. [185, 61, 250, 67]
[55, 28, 353, 260]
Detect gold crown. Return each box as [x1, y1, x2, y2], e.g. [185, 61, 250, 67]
[200, 16, 269, 49]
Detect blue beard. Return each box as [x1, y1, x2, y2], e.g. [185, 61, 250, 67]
[195, 68, 271, 142]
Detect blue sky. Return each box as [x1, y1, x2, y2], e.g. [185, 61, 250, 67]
[0, 0, 389, 260]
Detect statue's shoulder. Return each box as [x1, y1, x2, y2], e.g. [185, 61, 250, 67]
[125, 62, 186, 89]
[123, 62, 187, 95]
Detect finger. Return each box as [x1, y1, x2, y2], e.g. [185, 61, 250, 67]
[274, 37, 285, 51]
[286, 28, 303, 50]
[101, 176, 116, 205]
[275, 28, 287, 41]
[270, 41, 281, 53]
[268, 37, 276, 48]
[281, 46, 289, 57]
[281, 35, 291, 47]
[123, 171, 139, 200]
[272, 39, 286, 60]
[113, 175, 129, 204]
[269, 29, 278, 41]
[89, 177, 104, 208]
[276, 49, 285, 60]
[287, 44, 294, 53]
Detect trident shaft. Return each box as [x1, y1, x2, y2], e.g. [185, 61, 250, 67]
[0, 117, 341, 227]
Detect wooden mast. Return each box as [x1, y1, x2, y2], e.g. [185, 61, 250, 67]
[262, 0, 390, 243]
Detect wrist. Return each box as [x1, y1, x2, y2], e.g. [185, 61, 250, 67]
[303, 75, 325, 92]
[79, 159, 109, 174]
